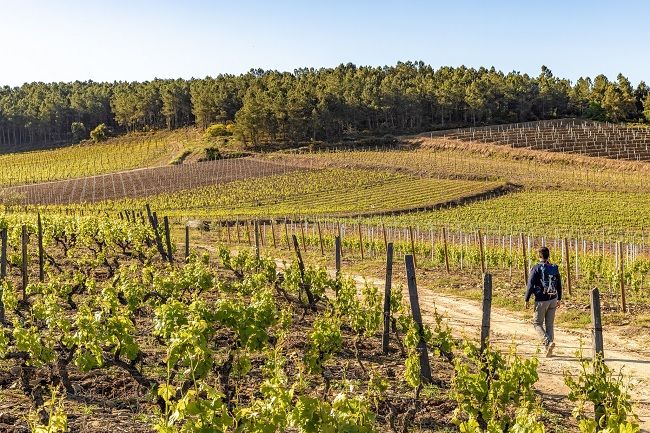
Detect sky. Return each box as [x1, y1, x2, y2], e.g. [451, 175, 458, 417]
[1, 0, 648, 87]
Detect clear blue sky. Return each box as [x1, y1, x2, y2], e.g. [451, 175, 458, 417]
[1, 0, 648, 86]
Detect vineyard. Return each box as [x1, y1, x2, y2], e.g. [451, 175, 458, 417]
[0, 213, 645, 433]
[433, 119, 650, 162]
[3, 157, 303, 206]
[0, 134, 180, 186]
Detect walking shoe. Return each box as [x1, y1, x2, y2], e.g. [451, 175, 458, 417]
[546, 342, 555, 358]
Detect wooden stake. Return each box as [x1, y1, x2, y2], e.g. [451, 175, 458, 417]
[521, 233, 529, 285]
[442, 227, 450, 273]
[0, 228, 6, 279]
[405, 254, 431, 382]
[478, 229, 486, 274]
[408, 226, 417, 268]
[185, 225, 190, 261]
[270, 220, 277, 249]
[317, 221, 324, 256]
[619, 241, 627, 314]
[164, 216, 173, 263]
[254, 221, 260, 260]
[358, 222, 364, 260]
[21, 224, 28, 300]
[382, 243, 394, 354]
[563, 238, 572, 297]
[37, 213, 44, 282]
[480, 273, 492, 353]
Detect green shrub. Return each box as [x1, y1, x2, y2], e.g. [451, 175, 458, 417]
[204, 123, 232, 138]
[71, 122, 86, 143]
[89, 123, 108, 143]
[204, 147, 221, 161]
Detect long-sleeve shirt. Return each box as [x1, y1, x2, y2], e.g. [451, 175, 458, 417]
[525, 261, 562, 302]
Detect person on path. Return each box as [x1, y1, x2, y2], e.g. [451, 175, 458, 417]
[525, 246, 562, 357]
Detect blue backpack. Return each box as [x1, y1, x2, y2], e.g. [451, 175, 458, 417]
[540, 263, 560, 297]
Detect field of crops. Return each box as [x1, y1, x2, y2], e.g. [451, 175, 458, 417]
[0, 134, 182, 186]
[5, 157, 302, 205]
[0, 213, 642, 432]
[282, 146, 650, 192]
[435, 119, 650, 162]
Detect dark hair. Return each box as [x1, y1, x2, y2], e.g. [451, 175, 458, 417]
[538, 247, 550, 260]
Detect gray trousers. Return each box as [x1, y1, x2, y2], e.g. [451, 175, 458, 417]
[533, 298, 557, 346]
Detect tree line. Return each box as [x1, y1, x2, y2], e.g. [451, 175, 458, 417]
[1, 62, 649, 147]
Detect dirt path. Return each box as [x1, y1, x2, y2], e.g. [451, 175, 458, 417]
[346, 272, 650, 432]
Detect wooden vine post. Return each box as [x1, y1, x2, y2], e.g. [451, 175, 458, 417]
[236, 219, 242, 243]
[408, 226, 417, 268]
[335, 235, 342, 281]
[442, 227, 450, 273]
[246, 221, 252, 246]
[382, 243, 394, 354]
[0, 228, 5, 323]
[21, 224, 28, 300]
[163, 216, 173, 263]
[299, 220, 307, 252]
[284, 219, 290, 249]
[477, 229, 486, 274]
[37, 213, 44, 282]
[226, 222, 232, 244]
[254, 221, 260, 260]
[480, 273, 492, 353]
[0, 228, 7, 279]
[618, 241, 627, 314]
[317, 221, 324, 256]
[563, 238, 572, 297]
[358, 222, 364, 260]
[590, 287, 606, 427]
[185, 224, 190, 261]
[404, 254, 431, 382]
[270, 220, 277, 249]
[521, 233, 529, 285]
[381, 223, 388, 252]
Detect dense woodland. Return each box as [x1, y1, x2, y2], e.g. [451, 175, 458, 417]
[1, 62, 649, 147]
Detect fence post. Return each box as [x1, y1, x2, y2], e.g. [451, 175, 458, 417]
[254, 220, 260, 260]
[358, 222, 364, 260]
[563, 238, 572, 297]
[618, 241, 627, 314]
[442, 227, 450, 273]
[408, 226, 417, 268]
[226, 222, 232, 244]
[284, 219, 290, 249]
[521, 233, 529, 285]
[317, 221, 324, 256]
[270, 220, 277, 249]
[37, 213, 44, 282]
[163, 216, 173, 263]
[21, 224, 28, 300]
[382, 243, 394, 354]
[478, 229, 486, 274]
[300, 220, 307, 252]
[405, 254, 432, 383]
[480, 273, 492, 353]
[382, 222, 388, 252]
[184, 224, 190, 261]
[0, 228, 6, 279]
[590, 287, 605, 428]
[590, 288, 604, 358]
[335, 235, 342, 280]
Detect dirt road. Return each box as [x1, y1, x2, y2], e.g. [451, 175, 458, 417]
[346, 273, 650, 432]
